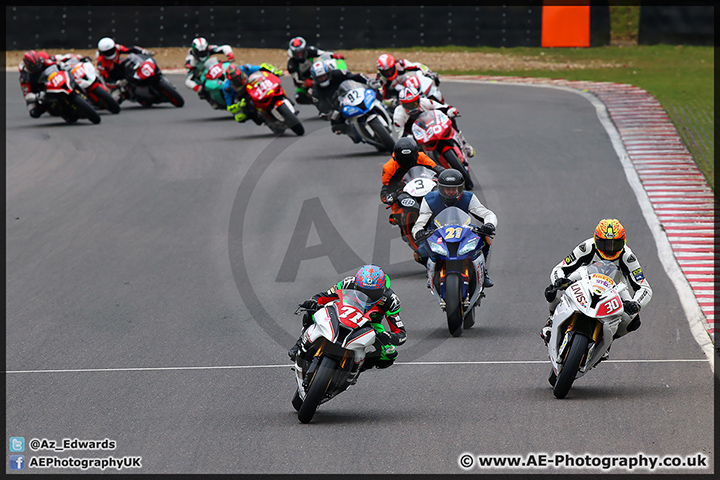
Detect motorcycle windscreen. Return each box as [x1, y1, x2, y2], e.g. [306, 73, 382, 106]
[432, 206, 472, 229]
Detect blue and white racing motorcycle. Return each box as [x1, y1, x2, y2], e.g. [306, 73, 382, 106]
[337, 79, 396, 152]
[421, 207, 493, 337]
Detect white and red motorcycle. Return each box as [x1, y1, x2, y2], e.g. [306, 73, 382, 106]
[39, 65, 101, 124]
[291, 290, 383, 423]
[58, 53, 120, 113]
[547, 261, 628, 399]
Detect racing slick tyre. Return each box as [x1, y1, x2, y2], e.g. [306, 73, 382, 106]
[553, 334, 589, 399]
[91, 86, 121, 114]
[277, 103, 305, 136]
[297, 357, 337, 424]
[71, 93, 101, 124]
[445, 274, 464, 337]
[158, 77, 185, 107]
[443, 149, 474, 190]
[369, 117, 395, 152]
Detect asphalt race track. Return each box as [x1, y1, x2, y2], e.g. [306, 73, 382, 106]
[5, 72, 714, 475]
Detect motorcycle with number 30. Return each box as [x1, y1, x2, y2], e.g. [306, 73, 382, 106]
[547, 261, 627, 399]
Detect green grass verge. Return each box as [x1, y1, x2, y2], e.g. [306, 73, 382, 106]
[415, 45, 714, 193]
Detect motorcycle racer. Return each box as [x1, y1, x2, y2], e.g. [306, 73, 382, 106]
[286, 36, 344, 105]
[184, 36, 235, 96]
[382, 137, 444, 219]
[96, 37, 153, 101]
[220, 62, 284, 118]
[395, 86, 475, 158]
[541, 219, 653, 351]
[309, 60, 375, 143]
[412, 169, 496, 285]
[288, 265, 406, 371]
[374, 53, 438, 104]
[18, 50, 59, 118]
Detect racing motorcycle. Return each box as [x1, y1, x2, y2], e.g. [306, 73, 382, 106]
[403, 71, 444, 104]
[291, 290, 382, 423]
[197, 57, 233, 110]
[243, 70, 304, 136]
[120, 53, 184, 107]
[39, 65, 101, 124]
[412, 110, 474, 190]
[336, 79, 395, 151]
[59, 53, 120, 113]
[387, 165, 438, 254]
[546, 261, 628, 399]
[420, 207, 492, 336]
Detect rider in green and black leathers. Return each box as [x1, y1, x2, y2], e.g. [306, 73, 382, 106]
[288, 264, 406, 370]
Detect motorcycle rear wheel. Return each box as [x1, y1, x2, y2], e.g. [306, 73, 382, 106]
[443, 149, 474, 190]
[369, 117, 395, 152]
[553, 334, 589, 399]
[297, 356, 337, 423]
[445, 274, 464, 337]
[276, 103, 304, 136]
[72, 94, 101, 124]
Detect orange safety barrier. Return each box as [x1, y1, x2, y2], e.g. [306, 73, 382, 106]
[541, 1, 591, 47]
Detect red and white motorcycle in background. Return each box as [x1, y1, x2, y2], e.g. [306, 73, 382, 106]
[403, 71, 444, 104]
[58, 53, 120, 114]
[118, 52, 185, 108]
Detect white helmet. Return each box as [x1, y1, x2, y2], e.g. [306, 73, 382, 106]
[98, 37, 118, 60]
[310, 60, 330, 87]
[191, 37, 210, 60]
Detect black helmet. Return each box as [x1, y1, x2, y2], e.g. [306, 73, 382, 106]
[437, 169, 464, 205]
[393, 137, 419, 169]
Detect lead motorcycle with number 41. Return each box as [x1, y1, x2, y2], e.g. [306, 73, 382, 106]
[547, 260, 628, 399]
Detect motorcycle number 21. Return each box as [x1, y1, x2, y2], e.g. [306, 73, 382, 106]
[444, 227, 463, 239]
[338, 306, 364, 324]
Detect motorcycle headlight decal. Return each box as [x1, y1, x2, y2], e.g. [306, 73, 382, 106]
[429, 241, 448, 256]
[458, 237, 479, 256]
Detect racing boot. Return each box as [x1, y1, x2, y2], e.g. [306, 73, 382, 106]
[482, 267, 494, 288]
[540, 317, 552, 346]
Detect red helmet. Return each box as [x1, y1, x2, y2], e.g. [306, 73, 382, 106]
[377, 53, 397, 81]
[226, 64, 248, 88]
[400, 86, 421, 114]
[23, 50, 49, 74]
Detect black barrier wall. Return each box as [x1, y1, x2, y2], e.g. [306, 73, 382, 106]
[638, 6, 714, 46]
[7, 5, 549, 50]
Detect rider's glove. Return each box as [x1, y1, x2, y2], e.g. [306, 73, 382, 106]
[192, 84, 203, 93]
[141, 49, 154, 56]
[446, 106, 459, 118]
[554, 277, 573, 290]
[300, 299, 318, 311]
[376, 330, 393, 346]
[477, 223, 495, 236]
[383, 192, 396, 205]
[623, 300, 641, 315]
[544, 284, 558, 302]
[414, 229, 431, 242]
[261, 63, 283, 76]
[227, 102, 242, 114]
[234, 112, 248, 123]
[428, 71, 440, 85]
[227, 52, 235, 61]
[332, 53, 345, 60]
[303, 78, 313, 89]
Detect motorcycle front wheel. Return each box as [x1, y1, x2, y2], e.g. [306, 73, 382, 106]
[553, 333, 589, 399]
[443, 149, 474, 190]
[297, 356, 337, 424]
[276, 103, 304, 136]
[71, 93, 101, 124]
[369, 117, 395, 152]
[158, 77, 185, 107]
[91, 86, 121, 114]
[445, 273, 464, 337]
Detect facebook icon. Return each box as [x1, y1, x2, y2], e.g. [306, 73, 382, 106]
[10, 455, 25, 470]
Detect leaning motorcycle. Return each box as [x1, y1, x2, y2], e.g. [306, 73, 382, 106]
[387, 165, 438, 254]
[39, 65, 101, 124]
[120, 53, 184, 107]
[243, 70, 304, 136]
[421, 207, 492, 336]
[546, 261, 627, 399]
[291, 290, 382, 423]
[412, 110, 474, 190]
[197, 57, 234, 110]
[336, 79, 395, 152]
[60, 53, 120, 113]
